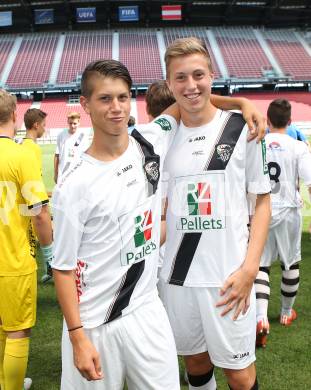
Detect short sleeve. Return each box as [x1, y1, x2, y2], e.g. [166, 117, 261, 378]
[18, 150, 48, 209]
[246, 137, 271, 195]
[51, 185, 85, 270]
[297, 142, 311, 186]
[136, 115, 178, 160]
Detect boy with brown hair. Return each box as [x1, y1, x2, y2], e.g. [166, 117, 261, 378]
[22, 108, 52, 283]
[255, 99, 311, 347]
[22, 108, 47, 171]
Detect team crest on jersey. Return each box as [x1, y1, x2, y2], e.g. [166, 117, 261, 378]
[154, 117, 172, 131]
[216, 144, 233, 163]
[144, 161, 159, 184]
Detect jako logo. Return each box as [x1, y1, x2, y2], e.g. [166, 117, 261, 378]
[233, 352, 250, 360]
[134, 210, 152, 247]
[187, 182, 211, 216]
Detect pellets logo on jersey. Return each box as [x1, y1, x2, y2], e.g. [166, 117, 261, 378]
[216, 144, 233, 163]
[176, 178, 226, 231]
[154, 117, 172, 131]
[187, 182, 211, 216]
[134, 210, 152, 247]
[122, 210, 157, 266]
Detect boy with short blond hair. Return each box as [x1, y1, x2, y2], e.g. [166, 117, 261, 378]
[160, 37, 271, 390]
[54, 111, 90, 183]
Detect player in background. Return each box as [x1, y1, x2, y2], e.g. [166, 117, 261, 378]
[286, 123, 310, 149]
[22, 108, 47, 173]
[22, 108, 52, 283]
[255, 99, 311, 348]
[127, 115, 136, 133]
[54, 112, 91, 183]
[159, 37, 271, 390]
[0, 89, 53, 390]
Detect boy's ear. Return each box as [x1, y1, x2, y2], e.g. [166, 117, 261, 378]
[80, 96, 90, 115]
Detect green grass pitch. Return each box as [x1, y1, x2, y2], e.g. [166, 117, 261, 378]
[29, 144, 311, 389]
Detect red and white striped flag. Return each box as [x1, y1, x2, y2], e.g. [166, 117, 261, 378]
[161, 5, 182, 21]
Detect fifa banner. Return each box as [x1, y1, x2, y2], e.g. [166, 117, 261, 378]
[119, 6, 139, 22]
[76, 7, 96, 23]
[161, 5, 182, 21]
[34, 9, 54, 25]
[0, 11, 12, 27]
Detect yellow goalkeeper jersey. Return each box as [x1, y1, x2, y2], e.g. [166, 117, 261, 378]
[21, 138, 42, 174]
[0, 136, 49, 276]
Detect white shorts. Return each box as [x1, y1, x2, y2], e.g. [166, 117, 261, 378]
[260, 208, 302, 270]
[61, 297, 180, 390]
[159, 282, 256, 370]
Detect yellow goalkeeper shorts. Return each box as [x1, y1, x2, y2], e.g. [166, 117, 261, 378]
[0, 271, 37, 331]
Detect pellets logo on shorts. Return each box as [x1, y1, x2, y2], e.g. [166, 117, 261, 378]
[154, 117, 172, 131]
[123, 210, 157, 266]
[176, 180, 226, 231]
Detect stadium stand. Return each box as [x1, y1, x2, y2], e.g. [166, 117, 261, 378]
[263, 29, 311, 80]
[40, 98, 92, 128]
[56, 31, 113, 84]
[0, 36, 14, 78]
[6, 34, 58, 88]
[15, 99, 32, 129]
[162, 27, 221, 78]
[1, 27, 311, 88]
[214, 27, 273, 79]
[119, 29, 163, 84]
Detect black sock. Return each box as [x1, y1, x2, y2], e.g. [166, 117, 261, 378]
[188, 367, 214, 387]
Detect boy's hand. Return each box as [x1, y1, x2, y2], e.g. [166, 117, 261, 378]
[240, 100, 266, 143]
[216, 266, 255, 320]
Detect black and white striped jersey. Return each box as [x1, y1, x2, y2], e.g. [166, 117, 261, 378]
[161, 110, 271, 287]
[52, 115, 177, 328]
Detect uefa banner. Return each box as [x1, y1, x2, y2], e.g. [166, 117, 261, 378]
[76, 7, 96, 23]
[0, 11, 12, 27]
[34, 9, 54, 25]
[119, 6, 139, 22]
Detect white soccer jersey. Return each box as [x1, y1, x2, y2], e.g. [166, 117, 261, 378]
[265, 133, 311, 216]
[161, 110, 271, 287]
[52, 115, 177, 328]
[56, 128, 91, 178]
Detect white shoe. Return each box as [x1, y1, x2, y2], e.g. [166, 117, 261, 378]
[24, 377, 32, 390]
